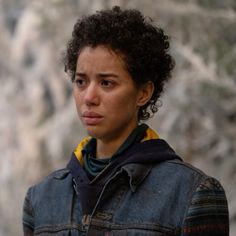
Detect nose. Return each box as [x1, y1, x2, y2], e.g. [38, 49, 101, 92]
[84, 82, 100, 106]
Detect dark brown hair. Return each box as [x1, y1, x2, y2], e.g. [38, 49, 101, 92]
[64, 6, 175, 120]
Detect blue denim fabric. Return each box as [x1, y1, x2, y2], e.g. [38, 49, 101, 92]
[23, 157, 229, 236]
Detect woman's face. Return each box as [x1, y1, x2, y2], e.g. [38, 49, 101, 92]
[73, 46, 150, 142]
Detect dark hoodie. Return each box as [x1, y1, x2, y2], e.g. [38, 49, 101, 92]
[67, 125, 182, 215]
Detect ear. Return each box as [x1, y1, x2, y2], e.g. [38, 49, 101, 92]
[137, 81, 154, 107]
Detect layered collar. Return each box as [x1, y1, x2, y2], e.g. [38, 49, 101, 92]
[73, 124, 159, 167]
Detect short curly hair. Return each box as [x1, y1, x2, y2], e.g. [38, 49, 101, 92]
[64, 6, 175, 121]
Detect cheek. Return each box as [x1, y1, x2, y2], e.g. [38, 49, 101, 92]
[73, 93, 83, 113]
[106, 92, 138, 112]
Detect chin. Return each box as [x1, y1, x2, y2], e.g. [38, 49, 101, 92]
[86, 126, 104, 139]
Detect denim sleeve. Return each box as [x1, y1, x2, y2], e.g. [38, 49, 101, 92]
[22, 187, 34, 236]
[181, 176, 229, 236]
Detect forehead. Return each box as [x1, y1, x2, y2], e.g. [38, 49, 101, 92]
[77, 46, 127, 68]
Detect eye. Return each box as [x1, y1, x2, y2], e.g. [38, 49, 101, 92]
[100, 79, 115, 88]
[75, 78, 87, 88]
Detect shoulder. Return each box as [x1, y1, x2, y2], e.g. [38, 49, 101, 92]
[35, 168, 71, 186]
[27, 168, 72, 202]
[23, 168, 78, 231]
[179, 161, 229, 234]
[151, 160, 228, 222]
[168, 159, 227, 196]
[166, 159, 226, 189]
[158, 159, 228, 204]
[152, 159, 207, 180]
[165, 159, 207, 176]
[150, 159, 226, 196]
[47, 168, 71, 180]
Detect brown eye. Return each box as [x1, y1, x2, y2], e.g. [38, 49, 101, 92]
[101, 80, 115, 88]
[75, 78, 87, 88]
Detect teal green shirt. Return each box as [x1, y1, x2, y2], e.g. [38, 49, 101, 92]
[83, 124, 148, 179]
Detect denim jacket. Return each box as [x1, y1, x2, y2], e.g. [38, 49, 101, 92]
[23, 157, 229, 235]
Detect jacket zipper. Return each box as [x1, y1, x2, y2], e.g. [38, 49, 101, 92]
[85, 169, 123, 235]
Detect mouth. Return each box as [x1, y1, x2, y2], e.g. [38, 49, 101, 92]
[82, 111, 104, 125]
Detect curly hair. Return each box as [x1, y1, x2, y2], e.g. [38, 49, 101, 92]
[64, 6, 175, 121]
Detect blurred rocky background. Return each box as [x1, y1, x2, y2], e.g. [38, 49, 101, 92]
[0, 0, 235, 235]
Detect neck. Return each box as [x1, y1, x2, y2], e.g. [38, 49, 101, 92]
[96, 140, 121, 159]
[96, 125, 138, 159]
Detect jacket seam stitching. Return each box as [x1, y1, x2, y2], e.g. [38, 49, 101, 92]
[180, 174, 206, 232]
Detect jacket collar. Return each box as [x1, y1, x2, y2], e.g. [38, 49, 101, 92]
[121, 163, 153, 192]
[52, 169, 71, 179]
[73, 125, 159, 165]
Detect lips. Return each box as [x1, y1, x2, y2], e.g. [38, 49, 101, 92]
[82, 111, 104, 125]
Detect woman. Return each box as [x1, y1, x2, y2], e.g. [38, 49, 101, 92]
[23, 6, 229, 236]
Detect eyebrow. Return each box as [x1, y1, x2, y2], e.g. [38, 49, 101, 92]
[75, 72, 119, 78]
[75, 72, 86, 77]
[98, 72, 119, 78]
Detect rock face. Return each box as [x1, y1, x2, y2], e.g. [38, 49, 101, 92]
[0, 0, 235, 235]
